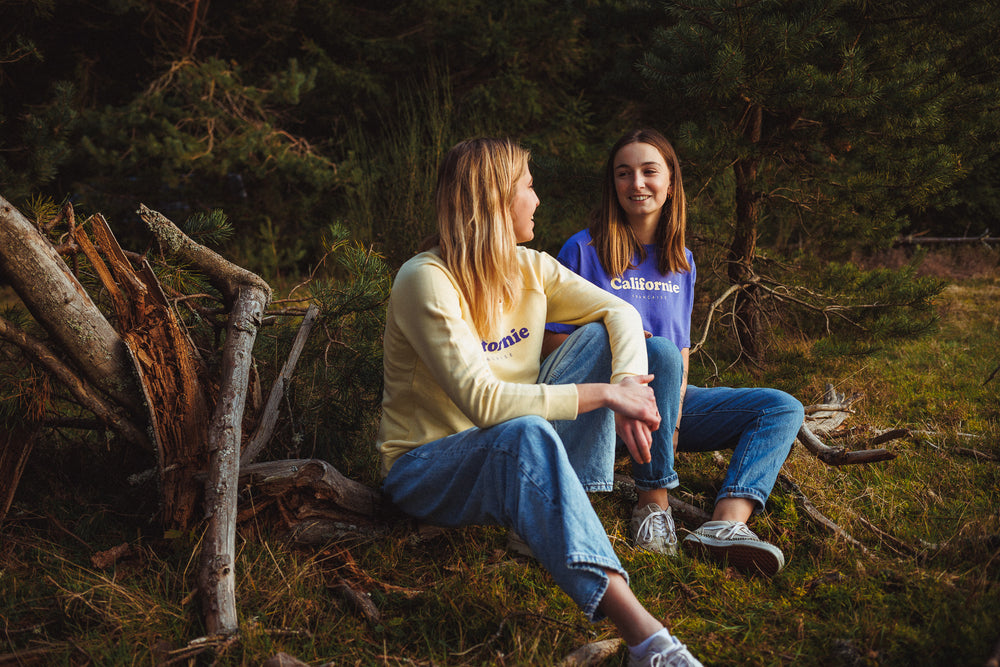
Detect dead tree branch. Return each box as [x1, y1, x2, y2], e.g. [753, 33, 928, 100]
[797, 424, 898, 465]
[690, 283, 742, 355]
[779, 473, 869, 556]
[0, 314, 150, 449]
[985, 362, 1000, 386]
[138, 204, 272, 636]
[201, 286, 267, 634]
[241, 305, 320, 468]
[0, 426, 38, 521]
[0, 196, 141, 412]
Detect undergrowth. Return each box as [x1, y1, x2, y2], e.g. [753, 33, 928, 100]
[1, 271, 998, 666]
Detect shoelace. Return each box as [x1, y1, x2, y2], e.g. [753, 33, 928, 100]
[636, 508, 677, 547]
[712, 521, 757, 541]
[648, 642, 697, 667]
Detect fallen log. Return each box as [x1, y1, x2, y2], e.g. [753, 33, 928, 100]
[240, 458, 383, 519]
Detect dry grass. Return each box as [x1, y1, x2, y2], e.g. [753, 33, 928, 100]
[2, 258, 998, 666]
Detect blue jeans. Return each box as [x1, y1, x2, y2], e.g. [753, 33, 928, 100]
[382, 323, 638, 621]
[548, 330, 802, 512]
[539, 324, 683, 493]
[677, 384, 804, 510]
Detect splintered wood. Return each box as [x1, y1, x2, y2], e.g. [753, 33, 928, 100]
[74, 214, 214, 531]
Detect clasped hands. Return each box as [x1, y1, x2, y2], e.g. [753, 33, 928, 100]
[609, 374, 661, 465]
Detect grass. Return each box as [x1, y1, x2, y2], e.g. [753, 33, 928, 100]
[2, 267, 999, 666]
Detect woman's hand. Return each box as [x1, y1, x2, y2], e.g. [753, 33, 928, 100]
[577, 374, 661, 463]
[607, 374, 661, 465]
[616, 414, 654, 464]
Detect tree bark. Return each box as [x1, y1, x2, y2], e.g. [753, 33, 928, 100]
[77, 213, 214, 529]
[0, 196, 141, 412]
[0, 314, 151, 450]
[729, 103, 764, 360]
[138, 204, 272, 636]
[200, 286, 267, 634]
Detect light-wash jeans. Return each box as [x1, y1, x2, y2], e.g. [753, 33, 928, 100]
[544, 327, 803, 512]
[677, 384, 803, 510]
[382, 323, 645, 621]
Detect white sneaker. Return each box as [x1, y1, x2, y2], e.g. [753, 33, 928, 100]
[683, 520, 785, 576]
[630, 503, 679, 556]
[629, 631, 704, 667]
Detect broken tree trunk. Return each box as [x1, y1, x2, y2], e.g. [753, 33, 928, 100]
[0, 195, 142, 414]
[76, 213, 214, 531]
[138, 204, 272, 636]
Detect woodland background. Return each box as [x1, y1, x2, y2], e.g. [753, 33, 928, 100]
[1, 1, 999, 665]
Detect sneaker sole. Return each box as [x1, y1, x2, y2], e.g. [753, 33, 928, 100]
[633, 539, 679, 557]
[683, 537, 784, 576]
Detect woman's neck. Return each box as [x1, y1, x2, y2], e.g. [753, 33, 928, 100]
[628, 215, 659, 245]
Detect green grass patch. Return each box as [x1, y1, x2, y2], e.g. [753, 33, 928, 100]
[2, 277, 998, 666]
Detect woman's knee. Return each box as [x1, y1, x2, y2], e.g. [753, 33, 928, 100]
[571, 322, 611, 351]
[494, 416, 564, 461]
[762, 389, 805, 432]
[645, 336, 683, 385]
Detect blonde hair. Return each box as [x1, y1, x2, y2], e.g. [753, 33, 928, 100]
[435, 138, 528, 337]
[590, 129, 690, 278]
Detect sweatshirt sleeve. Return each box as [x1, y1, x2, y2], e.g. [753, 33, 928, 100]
[537, 252, 648, 382]
[544, 234, 584, 336]
[390, 258, 579, 429]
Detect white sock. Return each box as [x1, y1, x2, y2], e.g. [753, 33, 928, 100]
[628, 628, 676, 658]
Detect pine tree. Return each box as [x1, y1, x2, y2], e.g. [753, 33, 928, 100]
[638, 0, 1000, 358]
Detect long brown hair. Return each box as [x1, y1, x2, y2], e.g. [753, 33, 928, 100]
[589, 129, 689, 278]
[435, 138, 528, 337]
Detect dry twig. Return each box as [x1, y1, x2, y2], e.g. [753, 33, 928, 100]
[779, 473, 869, 556]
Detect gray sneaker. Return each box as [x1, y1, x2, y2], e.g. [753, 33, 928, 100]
[630, 503, 679, 556]
[628, 632, 704, 667]
[683, 520, 785, 576]
[506, 530, 534, 559]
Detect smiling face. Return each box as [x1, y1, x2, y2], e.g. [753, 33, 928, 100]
[613, 141, 673, 233]
[511, 167, 540, 243]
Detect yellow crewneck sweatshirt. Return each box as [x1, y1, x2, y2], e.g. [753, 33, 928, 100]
[377, 246, 647, 476]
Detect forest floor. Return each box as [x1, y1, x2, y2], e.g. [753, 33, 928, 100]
[1, 249, 998, 666]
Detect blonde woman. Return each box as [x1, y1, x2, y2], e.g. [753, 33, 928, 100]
[377, 138, 702, 667]
[546, 129, 804, 576]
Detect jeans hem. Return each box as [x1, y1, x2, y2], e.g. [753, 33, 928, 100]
[716, 488, 768, 512]
[632, 473, 679, 493]
[582, 482, 614, 493]
[568, 553, 627, 622]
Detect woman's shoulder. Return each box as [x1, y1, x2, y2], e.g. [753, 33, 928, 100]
[399, 248, 444, 270]
[394, 249, 451, 290]
[685, 247, 695, 268]
[563, 228, 593, 247]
